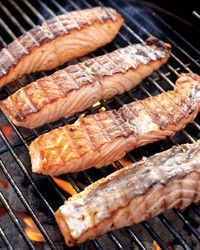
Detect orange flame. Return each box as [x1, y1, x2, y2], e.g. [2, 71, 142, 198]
[92, 101, 101, 107]
[1, 126, 12, 142]
[99, 107, 106, 113]
[119, 158, 132, 167]
[23, 217, 45, 242]
[153, 240, 162, 250]
[52, 177, 77, 196]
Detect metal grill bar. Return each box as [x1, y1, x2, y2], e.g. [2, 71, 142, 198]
[159, 214, 192, 250]
[173, 209, 200, 241]
[106, 0, 200, 69]
[0, 160, 57, 249]
[0, 191, 35, 249]
[0, 3, 108, 249]
[0, 0, 200, 249]
[0, 227, 14, 250]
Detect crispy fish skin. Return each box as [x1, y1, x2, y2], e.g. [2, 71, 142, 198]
[55, 141, 200, 246]
[0, 37, 171, 128]
[0, 7, 123, 87]
[29, 73, 200, 176]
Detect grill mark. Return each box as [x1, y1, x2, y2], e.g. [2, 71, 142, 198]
[78, 62, 101, 87]
[103, 7, 118, 21]
[179, 180, 183, 208]
[190, 174, 199, 203]
[119, 103, 140, 133]
[1, 40, 170, 121]
[63, 68, 80, 90]
[64, 126, 81, 158]
[67, 65, 93, 89]
[165, 92, 188, 124]
[109, 109, 132, 138]
[92, 114, 112, 142]
[48, 73, 66, 96]
[3, 48, 17, 63]
[15, 38, 29, 55]
[79, 118, 98, 151]
[145, 96, 175, 127]
[32, 80, 49, 101]
[136, 99, 162, 127]
[54, 16, 68, 33]
[39, 24, 54, 40]
[19, 88, 38, 113]
[0, 7, 121, 79]
[176, 90, 194, 115]
[9, 94, 25, 121]
[76, 64, 96, 87]
[148, 94, 177, 130]
[194, 173, 200, 202]
[27, 31, 40, 46]
[97, 53, 121, 76]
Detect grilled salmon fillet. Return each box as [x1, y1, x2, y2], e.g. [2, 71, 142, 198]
[29, 73, 200, 176]
[0, 7, 123, 87]
[55, 140, 200, 246]
[1, 37, 171, 128]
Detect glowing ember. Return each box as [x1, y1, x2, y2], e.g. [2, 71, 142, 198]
[52, 177, 77, 196]
[0, 126, 12, 142]
[166, 242, 174, 250]
[0, 178, 9, 190]
[23, 217, 45, 242]
[0, 208, 7, 217]
[153, 240, 162, 250]
[92, 101, 101, 107]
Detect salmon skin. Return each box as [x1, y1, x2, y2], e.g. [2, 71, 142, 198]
[55, 140, 200, 246]
[29, 73, 200, 176]
[0, 37, 171, 128]
[0, 7, 123, 87]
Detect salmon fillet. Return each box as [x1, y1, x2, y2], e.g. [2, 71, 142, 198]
[55, 140, 200, 246]
[29, 73, 200, 176]
[0, 7, 123, 87]
[0, 37, 171, 128]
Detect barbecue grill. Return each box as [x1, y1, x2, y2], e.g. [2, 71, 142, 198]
[0, 0, 200, 249]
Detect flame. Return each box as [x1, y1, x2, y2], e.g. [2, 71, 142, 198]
[153, 240, 161, 250]
[92, 101, 101, 107]
[99, 107, 106, 113]
[0, 178, 9, 190]
[52, 177, 77, 196]
[0, 126, 12, 142]
[23, 217, 45, 242]
[119, 158, 132, 167]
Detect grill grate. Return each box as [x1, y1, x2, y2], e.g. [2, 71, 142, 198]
[0, 0, 200, 249]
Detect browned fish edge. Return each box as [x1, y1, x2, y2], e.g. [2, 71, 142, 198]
[0, 37, 171, 124]
[0, 7, 123, 85]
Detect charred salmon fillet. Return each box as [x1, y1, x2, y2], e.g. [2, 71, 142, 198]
[55, 140, 200, 246]
[29, 73, 200, 176]
[0, 7, 123, 87]
[0, 37, 171, 128]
